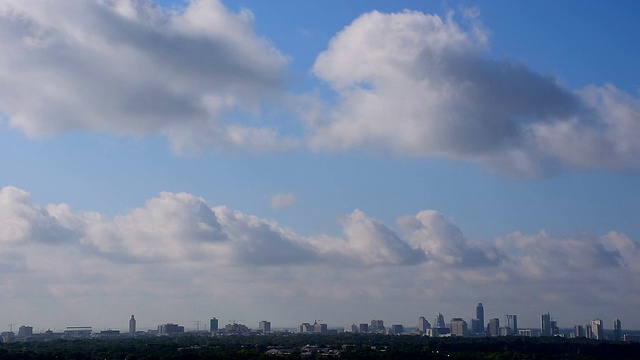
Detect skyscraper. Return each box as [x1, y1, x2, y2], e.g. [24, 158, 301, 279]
[541, 312, 552, 336]
[488, 318, 500, 337]
[435, 313, 446, 328]
[259, 321, 271, 333]
[505, 314, 518, 336]
[450, 318, 467, 337]
[370, 319, 384, 332]
[476, 303, 484, 333]
[418, 316, 431, 334]
[590, 318, 603, 340]
[129, 315, 136, 334]
[613, 319, 622, 341]
[210, 317, 219, 333]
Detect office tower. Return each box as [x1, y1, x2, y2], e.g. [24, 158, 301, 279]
[435, 313, 446, 328]
[390, 324, 404, 335]
[370, 319, 384, 332]
[313, 322, 327, 334]
[345, 324, 359, 333]
[418, 316, 431, 334]
[359, 323, 369, 333]
[487, 318, 499, 337]
[585, 323, 593, 339]
[210, 317, 219, 333]
[449, 318, 467, 336]
[590, 318, 603, 340]
[471, 319, 480, 335]
[505, 315, 518, 335]
[573, 325, 586, 338]
[613, 319, 622, 341]
[541, 312, 552, 336]
[17, 326, 33, 337]
[298, 323, 312, 333]
[129, 315, 136, 334]
[158, 323, 184, 334]
[259, 321, 271, 333]
[476, 303, 484, 332]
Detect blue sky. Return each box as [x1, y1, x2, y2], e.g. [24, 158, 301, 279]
[1, 0, 640, 332]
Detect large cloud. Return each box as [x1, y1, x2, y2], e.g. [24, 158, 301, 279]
[310, 10, 640, 176]
[0, 0, 292, 152]
[1, 185, 640, 328]
[398, 210, 502, 267]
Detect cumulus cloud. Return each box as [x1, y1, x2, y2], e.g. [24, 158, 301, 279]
[309, 10, 640, 176]
[309, 210, 426, 266]
[0, 0, 293, 152]
[269, 192, 297, 209]
[398, 210, 502, 267]
[0, 186, 80, 244]
[1, 185, 640, 328]
[213, 206, 317, 266]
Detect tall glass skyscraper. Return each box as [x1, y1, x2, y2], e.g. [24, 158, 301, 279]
[541, 312, 552, 336]
[476, 303, 484, 331]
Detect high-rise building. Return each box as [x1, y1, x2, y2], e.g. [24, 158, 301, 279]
[390, 324, 404, 335]
[487, 318, 500, 337]
[210, 318, 219, 333]
[418, 316, 431, 334]
[370, 319, 384, 332]
[488, 318, 500, 337]
[590, 318, 604, 340]
[158, 323, 184, 334]
[573, 325, 586, 338]
[585, 323, 593, 339]
[505, 315, 518, 336]
[613, 319, 622, 341]
[17, 326, 33, 337]
[359, 323, 369, 333]
[129, 315, 136, 334]
[345, 324, 359, 333]
[550, 320, 559, 336]
[476, 303, 484, 333]
[449, 318, 467, 337]
[471, 319, 481, 335]
[541, 312, 552, 336]
[435, 313, 446, 328]
[259, 321, 271, 333]
[313, 322, 328, 334]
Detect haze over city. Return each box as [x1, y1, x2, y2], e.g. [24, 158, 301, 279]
[0, 0, 639, 332]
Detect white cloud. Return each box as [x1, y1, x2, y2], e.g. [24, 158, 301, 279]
[269, 192, 297, 209]
[308, 210, 426, 266]
[0, 0, 292, 151]
[1, 185, 640, 328]
[309, 10, 640, 176]
[397, 210, 502, 267]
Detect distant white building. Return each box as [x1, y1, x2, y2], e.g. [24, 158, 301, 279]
[345, 324, 359, 333]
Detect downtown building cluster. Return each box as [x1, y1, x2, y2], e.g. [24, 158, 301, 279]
[1, 304, 638, 343]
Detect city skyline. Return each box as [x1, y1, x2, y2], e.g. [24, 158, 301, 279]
[0, 0, 639, 331]
[1, 305, 632, 335]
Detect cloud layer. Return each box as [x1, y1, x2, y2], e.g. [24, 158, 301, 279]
[0, 4, 638, 176]
[1, 186, 638, 328]
[0, 4, 639, 176]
